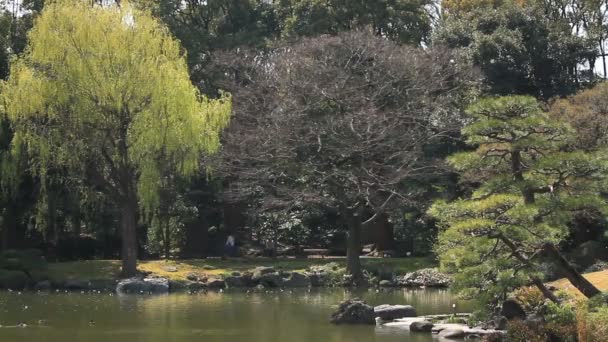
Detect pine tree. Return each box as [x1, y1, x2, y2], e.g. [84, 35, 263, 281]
[430, 96, 607, 303]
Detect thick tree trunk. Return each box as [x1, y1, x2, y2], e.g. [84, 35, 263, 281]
[120, 195, 138, 277]
[346, 212, 363, 281]
[543, 242, 601, 298]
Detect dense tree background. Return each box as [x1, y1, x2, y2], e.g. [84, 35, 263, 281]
[0, 0, 606, 293]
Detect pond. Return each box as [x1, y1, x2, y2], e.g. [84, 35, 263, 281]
[0, 288, 474, 342]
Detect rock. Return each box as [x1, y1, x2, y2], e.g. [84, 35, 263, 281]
[251, 267, 275, 280]
[398, 268, 452, 287]
[33, 280, 52, 291]
[379, 280, 395, 287]
[466, 334, 481, 340]
[206, 279, 226, 289]
[283, 272, 311, 287]
[500, 299, 526, 320]
[308, 272, 327, 287]
[374, 304, 417, 320]
[162, 266, 178, 272]
[495, 316, 508, 330]
[187, 282, 207, 292]
[116, 277, 169, 294]
[569, 240, 608, 270]
[169, 280, 187, 291]
[88, 279, 116, 292]
[257, 273, 283, 288]
[186, 273, 199, 281]
[224, 276, 246, 288]
[144, 277, 170, 293]
[231, 271, 241, 277]
[439, 328, 466, 339]
[410, 320, 434, 332]
[64, 279, 90, 290]
[330, 299, 375, 325]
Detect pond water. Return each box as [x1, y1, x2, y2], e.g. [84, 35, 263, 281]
[0, 288, 474, 342]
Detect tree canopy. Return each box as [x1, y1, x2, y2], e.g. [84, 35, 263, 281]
[1, 0, 231, 275]
[430, 96, 608, 304]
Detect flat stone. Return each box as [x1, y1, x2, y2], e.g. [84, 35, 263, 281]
[163, 266, 178, 272]
[439, 328, 466, 339]
[374, 304, 416, 320]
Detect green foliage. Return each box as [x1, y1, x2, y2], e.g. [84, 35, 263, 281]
[2, 0, 231, 211]
[434, 1, 595, 98]
[278, 0, 433, 45]
[430, 95, 608, 304]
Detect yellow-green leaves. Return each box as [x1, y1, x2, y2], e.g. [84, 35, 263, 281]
[2, 0, 231, 210]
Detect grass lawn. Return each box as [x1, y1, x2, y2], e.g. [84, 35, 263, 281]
[549, 270, 608, 298]
[46, 256, 437, 283]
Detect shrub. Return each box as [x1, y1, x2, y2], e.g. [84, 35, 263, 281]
[512, 286, 545, 311]
[506, 320, 549, 342]
[577, 297, 608, 342]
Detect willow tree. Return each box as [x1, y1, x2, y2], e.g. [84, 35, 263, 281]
[430, 96, 606, 304]
[1, 1, 231, 276]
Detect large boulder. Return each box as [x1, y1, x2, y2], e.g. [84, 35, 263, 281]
[374, 304, 417, 320]
[116, 277, 169, 294]
[398, 268, 452, 287]
[330, 299, 375, 325]
[206, 279, 226, 289]
[501, 299, 526, 320]
[283, 272, 311, 287]
[308, 272, 328, 287]
[410, 320, 434, 332]
[257, 273, 283, 287]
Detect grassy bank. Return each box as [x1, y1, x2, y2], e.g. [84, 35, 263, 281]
[46, 257, 436, 283]
[549, 270, 608, 298]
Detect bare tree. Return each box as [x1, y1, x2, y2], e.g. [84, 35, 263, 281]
[214, 31, 477, 281]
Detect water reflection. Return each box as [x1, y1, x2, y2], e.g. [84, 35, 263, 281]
[0, 289, 473, 342]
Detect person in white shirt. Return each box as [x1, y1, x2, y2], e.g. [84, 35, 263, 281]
[224, 234, 236, 257]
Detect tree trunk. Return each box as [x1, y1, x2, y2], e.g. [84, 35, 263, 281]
[543, 242, 601, 298]
[531, 276, 560, 304]
[1, 206, 16, 251]
[495, 233, 559, 303]
[164, 218, 171, 260]
[120, 195, 138, 277]
[346, 211, 363, 281]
